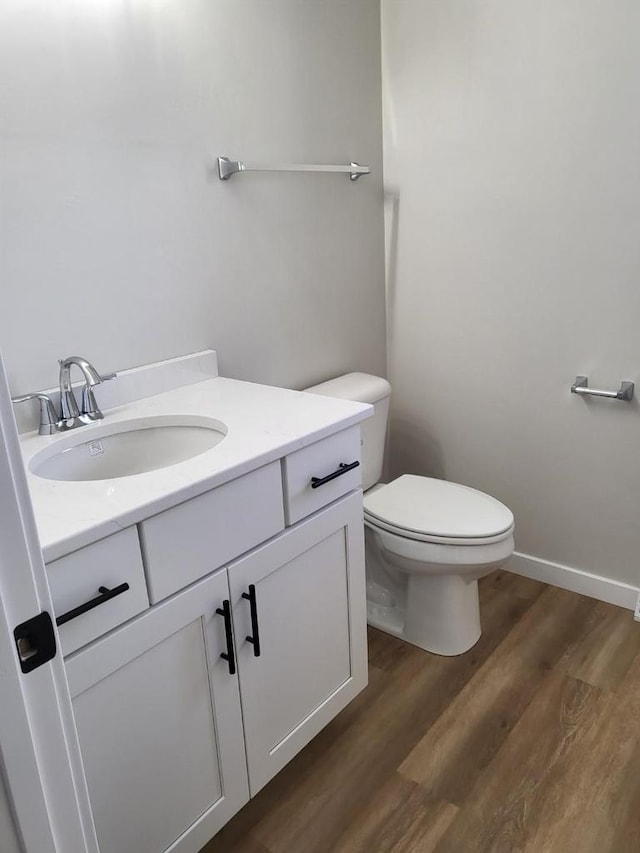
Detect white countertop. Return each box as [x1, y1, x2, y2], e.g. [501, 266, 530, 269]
[20, 376, 372, 563]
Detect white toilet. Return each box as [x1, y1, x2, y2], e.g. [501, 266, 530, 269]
[305, 373, 515, 656]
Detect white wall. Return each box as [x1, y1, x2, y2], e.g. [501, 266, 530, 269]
[0, 0, 386, 396]
[382, 1, 640, 586]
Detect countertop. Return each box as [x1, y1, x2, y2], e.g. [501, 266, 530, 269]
[19, 376, 372, 563]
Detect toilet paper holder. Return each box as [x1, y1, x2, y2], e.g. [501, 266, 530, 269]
[571, 376, 635, 402]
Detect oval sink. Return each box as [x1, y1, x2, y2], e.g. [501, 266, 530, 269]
[30, 415, 227, 482]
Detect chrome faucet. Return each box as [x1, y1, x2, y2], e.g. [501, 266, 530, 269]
[58, 356, 116, 426]
[12, 356, 116, 435]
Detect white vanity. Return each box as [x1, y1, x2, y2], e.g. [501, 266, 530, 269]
[18, 351, 372, 853]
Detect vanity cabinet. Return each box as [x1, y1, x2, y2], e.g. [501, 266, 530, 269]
[49, 426, 367, 853]
[65, 568, 249, 853]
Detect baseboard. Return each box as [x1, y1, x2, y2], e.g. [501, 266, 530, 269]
[507, 551, 640, 611]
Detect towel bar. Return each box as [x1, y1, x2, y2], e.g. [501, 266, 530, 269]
[217, 156, 370, 182]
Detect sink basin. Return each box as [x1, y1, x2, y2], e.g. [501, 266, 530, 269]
[29, 415, 228, 482]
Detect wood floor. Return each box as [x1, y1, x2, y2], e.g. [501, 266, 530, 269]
[201, 572, 640, 853]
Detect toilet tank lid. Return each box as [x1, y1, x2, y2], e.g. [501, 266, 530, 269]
[304, 372, 391, 405]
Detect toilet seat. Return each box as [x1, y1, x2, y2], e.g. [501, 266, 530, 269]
[364, 474, 514, 546]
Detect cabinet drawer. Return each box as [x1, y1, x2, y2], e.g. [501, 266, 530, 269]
[282, 426, 362, 525]
[140, 461, 285, 603]
[47, 528, 149, 657]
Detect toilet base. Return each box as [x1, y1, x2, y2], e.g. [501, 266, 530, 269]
[406, 574, 481, 655]
[367, 574, 482, 656]
[363, 523, 512, 656]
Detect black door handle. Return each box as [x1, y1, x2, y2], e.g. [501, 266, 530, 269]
[242, 584, 261, 657]
[215, 599, 236, 675]
[56, 583, 130, 627]
[310, 460, 360, 489]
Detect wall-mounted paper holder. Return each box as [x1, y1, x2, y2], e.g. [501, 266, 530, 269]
[571, 376, 635, 402]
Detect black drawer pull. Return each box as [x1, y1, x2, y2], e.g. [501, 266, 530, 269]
[310, 460, 360, 489]
[242, 585, 261, 657]
[215, 599, 236, 676]
[56, 583, 130, 627]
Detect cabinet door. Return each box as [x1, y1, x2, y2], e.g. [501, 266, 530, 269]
[229, 491, 367, 795]
[65, 570, 249, 853]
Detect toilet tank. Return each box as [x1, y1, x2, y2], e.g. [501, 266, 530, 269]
[303, 373, 391, 491]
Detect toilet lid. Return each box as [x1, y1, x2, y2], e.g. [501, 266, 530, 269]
[363, 475, 514, 540]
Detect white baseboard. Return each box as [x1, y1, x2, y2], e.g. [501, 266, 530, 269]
[507, 551, 640, 611]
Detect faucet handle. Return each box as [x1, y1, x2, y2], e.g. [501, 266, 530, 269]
[81, 366, 117, 387]
[81, 371, 116, 419]
[12, 393, 59, 436]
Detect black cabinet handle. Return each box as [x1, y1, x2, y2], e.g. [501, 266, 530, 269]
[55, 583, 130, 627]
[242, 585, 261, 657]
[310, 460, 360, 489]
[215, 599, 236, 676]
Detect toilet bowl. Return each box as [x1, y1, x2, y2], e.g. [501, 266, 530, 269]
[364, 524, 514, 655]
[363, 475, 514, 655]
[303, 374, 515, 657]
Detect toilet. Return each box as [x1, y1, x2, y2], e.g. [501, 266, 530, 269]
[304, 373, 515, 656]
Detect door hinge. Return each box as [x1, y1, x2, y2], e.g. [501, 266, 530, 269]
[14, 612, 57, 673]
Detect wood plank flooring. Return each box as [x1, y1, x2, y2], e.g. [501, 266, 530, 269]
[201, 572, 640, 853]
